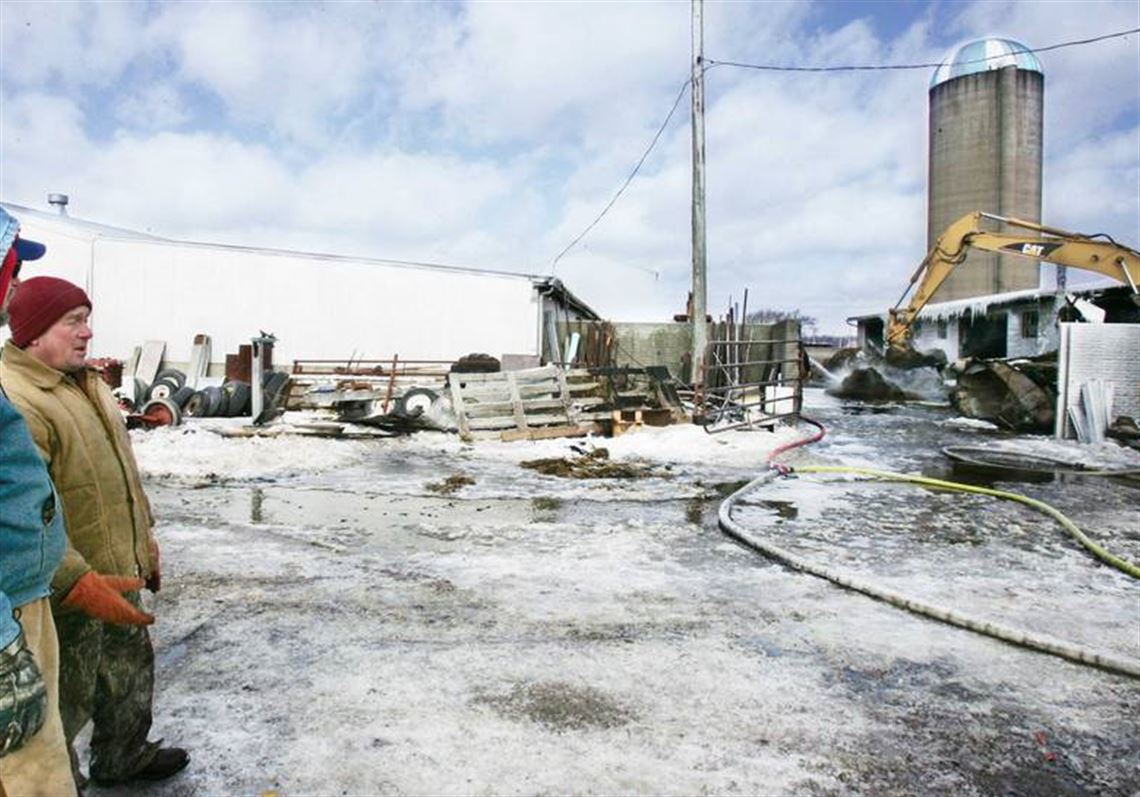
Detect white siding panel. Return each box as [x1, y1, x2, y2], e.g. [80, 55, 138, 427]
[14, 226, 93, 293]
[80, 240, 541, 365]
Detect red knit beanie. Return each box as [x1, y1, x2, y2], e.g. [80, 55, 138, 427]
[8, 276, 92, 348]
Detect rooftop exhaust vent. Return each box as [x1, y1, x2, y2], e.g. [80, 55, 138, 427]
[47, 193, 69, 216]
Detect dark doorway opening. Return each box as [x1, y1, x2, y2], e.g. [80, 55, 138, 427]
[960, 311, 1007, 358]
[863, 317, 885, 353]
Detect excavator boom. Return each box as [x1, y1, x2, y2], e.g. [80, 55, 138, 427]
[887, 211, 1140, 349]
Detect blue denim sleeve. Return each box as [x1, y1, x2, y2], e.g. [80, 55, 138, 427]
[1, 395, 60, 646]
[0, 593, 17, 649]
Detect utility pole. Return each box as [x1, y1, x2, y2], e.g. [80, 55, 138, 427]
[689, 0, 708, 387]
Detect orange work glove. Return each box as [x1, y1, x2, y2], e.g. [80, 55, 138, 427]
[146, 538, 162, 593]
[61, 572, 155, 626]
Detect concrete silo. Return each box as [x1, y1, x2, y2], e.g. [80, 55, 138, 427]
[928, 38, 1044, 300]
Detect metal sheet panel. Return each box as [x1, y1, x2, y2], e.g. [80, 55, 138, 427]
[88, 239, 544, 365]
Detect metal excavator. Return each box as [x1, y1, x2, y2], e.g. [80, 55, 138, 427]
[887, 211, 1140, 351]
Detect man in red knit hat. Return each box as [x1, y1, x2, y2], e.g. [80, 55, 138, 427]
[0, 276, 189, 788]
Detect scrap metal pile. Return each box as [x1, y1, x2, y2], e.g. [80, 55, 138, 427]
[289, 355, 689, 441]
[97, 334, 292, 429]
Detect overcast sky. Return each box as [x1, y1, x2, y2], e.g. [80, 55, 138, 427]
[1, 0, 1137, 335]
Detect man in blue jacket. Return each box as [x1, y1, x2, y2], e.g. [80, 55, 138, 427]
[0, 207, 77, 796]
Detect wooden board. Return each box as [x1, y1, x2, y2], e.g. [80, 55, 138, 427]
[187, 334, 211, 389]
[134, 340, 166, 386]
[125, 346, 142, 379]
[500, 424, 592, 442]
[448, 378, 472, 440]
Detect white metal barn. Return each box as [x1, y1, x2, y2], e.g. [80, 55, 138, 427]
[1, 202, 598, 371]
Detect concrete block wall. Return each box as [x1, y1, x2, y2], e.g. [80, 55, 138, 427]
[558, 319, 801, 386]
[611, 322, 692, 379]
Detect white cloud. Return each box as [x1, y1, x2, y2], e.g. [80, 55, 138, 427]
[1045, 127, 1140, 232]
[406, 2, 690, 143]
[0, 2, 146, 89]
[112, 84, 190, 130]
[0, 91, 93, 197]
[296, 151, 516, 247]
[149, 3, 387, 146]
[79, 132, 294, 233]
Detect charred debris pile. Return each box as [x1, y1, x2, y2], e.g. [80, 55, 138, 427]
[817, 345, 1138, 446]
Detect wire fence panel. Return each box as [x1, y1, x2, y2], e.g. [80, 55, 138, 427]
[694, 330, 805, 433]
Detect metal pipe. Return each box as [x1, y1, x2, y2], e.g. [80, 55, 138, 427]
[47, 193, 69, 216]
[704, 338, 801, 346]
[704, 357, 801, 369]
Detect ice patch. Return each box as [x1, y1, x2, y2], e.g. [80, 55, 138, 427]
[940, 417, 999, 431]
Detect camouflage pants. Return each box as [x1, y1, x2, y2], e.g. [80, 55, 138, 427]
[0, 598, 76, 797]
[53, 592, 157, 783]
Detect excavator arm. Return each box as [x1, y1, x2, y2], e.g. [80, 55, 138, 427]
[887, 211, 1140, 349]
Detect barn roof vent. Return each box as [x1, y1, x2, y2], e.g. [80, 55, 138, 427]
[47, 193, 69, 216]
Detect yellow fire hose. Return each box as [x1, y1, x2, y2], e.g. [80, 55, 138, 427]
[718, 467, 1140, 679]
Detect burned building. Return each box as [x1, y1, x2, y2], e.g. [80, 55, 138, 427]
[850, 285, 1138, 361]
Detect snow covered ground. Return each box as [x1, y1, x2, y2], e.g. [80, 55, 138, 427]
[88, 390, 1139, 796]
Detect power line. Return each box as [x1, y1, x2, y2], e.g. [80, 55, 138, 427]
[549, 27, 1139, 270]
[550, 78, 689, 274]
[705, 27, 1140, 74]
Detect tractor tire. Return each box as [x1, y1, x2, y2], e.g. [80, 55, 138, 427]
[394, 387, 439, 418]
[224, 381, 251, 416]
[154, 368, 187, 389]
[170, 386, 195, 408]
[141, 398, 182, 427]
[183, 391, 209, 418]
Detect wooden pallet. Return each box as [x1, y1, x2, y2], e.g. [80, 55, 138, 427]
[448, 365, 610, 441]
[447, 365, 690, 441]
[611, 407, 678, 437]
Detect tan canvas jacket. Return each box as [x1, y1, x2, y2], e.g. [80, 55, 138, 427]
[0, 340, 155, 598]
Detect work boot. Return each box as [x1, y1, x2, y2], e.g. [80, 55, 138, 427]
[134, 746, 190, 780]
[91, 746, 189, 785]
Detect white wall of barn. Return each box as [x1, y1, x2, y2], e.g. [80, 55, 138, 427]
[86, 239, 544, 367]
[8, 220, 95, 293]
[5, 211, 547, 368]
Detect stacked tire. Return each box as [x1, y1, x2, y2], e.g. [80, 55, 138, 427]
[137, 368, 191, 425]
[183, 380, 253, 418]
[127, 367, 288, 419]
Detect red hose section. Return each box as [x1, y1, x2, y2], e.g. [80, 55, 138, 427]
[767, 415, 826, 470]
